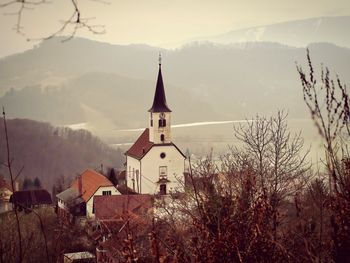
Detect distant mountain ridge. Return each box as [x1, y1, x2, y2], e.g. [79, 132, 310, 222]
[192, 16, 350, 48]
[0, 36, 349, 137]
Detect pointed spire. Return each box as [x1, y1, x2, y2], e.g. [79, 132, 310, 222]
[148, 54, 171, 112]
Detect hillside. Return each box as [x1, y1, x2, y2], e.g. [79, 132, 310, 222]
[0, 118, 124, 189]
[0, 38, 349, 131]
[193, 16, 350, 48]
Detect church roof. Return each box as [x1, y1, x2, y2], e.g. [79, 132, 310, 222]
[148, 64, 172, 113]
[125, 128, 154, 160]
[125, 128, 186, 160]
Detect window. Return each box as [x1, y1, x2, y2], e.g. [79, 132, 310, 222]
[150, 119, 153, 127]
[160, 184, 167, 195]
[158, 113, 166, 127]
[160, 152, 166, 159]
[102, 191, 111, 196]
[158, 119, 166, 127]
[159, 166, 167, 178]
[160, 134, 165, 142]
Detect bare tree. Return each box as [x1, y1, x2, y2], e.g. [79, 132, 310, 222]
[234, 115, 271, 194]
[157, 155, 293, 263]
[296, 49, 350, 193]
[0, 0, 106, 41]
[1, 107, 23, 263]
[297, 49, 350, 262]
[234, 110, 309, 239]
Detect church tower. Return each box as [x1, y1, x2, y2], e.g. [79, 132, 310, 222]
[148, 55, 172, 144]
[125, 56, 185, 195]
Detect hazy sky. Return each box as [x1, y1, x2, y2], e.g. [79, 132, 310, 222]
[1, 0, 350, 57]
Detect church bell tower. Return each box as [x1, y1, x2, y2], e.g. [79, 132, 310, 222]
[149, 54, 172, 144]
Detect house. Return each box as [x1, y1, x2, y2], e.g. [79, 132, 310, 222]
[94, 194, 153, 220]
[125, 57, 186, 195]
[93, 194, 153, 263]
[0, 177, 13, 213]
[56, 188, 86, 225]
[57, 169, 121, 219]
[10, 189, 52, 210]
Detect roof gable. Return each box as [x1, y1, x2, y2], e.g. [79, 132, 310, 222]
[125, 129, 154, 160]
[71, 169, 114, 202]
[126, 129, 186, 160]
[147, 143, 187, 159]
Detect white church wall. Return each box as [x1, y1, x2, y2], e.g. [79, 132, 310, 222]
[126, 155, 141, 192]
[141, 145, 185, 194]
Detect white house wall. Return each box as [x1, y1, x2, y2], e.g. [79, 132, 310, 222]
[0, 188, 13, 213]
[86, 185, 120, 218]
[141, 145, 185, 194]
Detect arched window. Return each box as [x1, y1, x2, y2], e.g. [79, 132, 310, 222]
[160, 134, 165, 142]
[158, 119, 162, 127]
[163, 119, 166, 127]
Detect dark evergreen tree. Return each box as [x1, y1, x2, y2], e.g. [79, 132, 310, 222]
[33, 177, 42, 189]
[22, 177, 33, 190]
[107, 168, 118, 186]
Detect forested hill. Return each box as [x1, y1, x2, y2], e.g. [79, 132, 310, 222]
[0, 118, 124, 190]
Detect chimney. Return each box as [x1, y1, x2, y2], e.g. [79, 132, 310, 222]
[78, 175, 82, 196]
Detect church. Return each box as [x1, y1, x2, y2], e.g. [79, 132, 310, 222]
[125, 57, 186, 195]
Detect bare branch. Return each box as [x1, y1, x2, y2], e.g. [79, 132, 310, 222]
[0, 0, 106, 41]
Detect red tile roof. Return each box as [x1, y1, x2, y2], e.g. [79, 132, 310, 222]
[94, 194, 153, 220]
[125, 129, 154, 160]
[71, 169, 114, 202]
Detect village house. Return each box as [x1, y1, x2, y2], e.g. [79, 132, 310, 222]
[94, 194, 153, 221]
[57, 169, 121, 221]
[125, 56, 186, 195]
[93, 194, 153, 263]
[56, 187, 86, 225]
[0, 177, 13, 213]
[10, 189, 52, 210]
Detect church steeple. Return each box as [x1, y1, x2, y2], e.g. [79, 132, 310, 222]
[148, 54, 171, 113]
[148, 55, 172, 144]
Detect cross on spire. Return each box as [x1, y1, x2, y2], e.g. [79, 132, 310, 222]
[158, 52, 162, 66]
